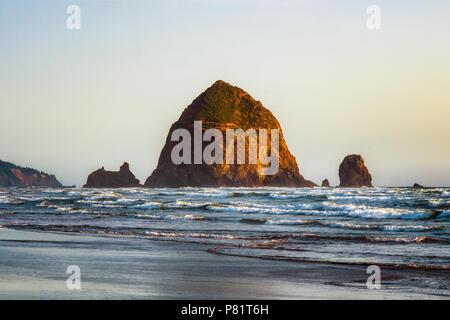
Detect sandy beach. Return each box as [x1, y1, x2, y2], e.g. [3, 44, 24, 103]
[0, 228, 447, 299]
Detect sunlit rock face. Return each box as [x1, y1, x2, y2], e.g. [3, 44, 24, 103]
[145, 80, 316, 188]
[84, 162, 140, 188]
[338, 155, 373, 188]
[0, 160, 62, 187]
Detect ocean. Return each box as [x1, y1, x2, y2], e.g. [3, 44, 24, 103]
[0, 186, 449, 298]
[0, 187, 450, 299]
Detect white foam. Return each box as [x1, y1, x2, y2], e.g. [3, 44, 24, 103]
[116, 198, 140, 204]
[265, 219, 310, 225]
[381, 225, 444, 232]
[0, 196, 13, 204]
[132, 201, 161, 209]
[54, 207, 72, 212]
[163, 214, 206, 221]
[347, 207, 431, 220]
[136, 213, 161, 219]
[167, 200, 208, 208]
[438, 210, 450, 218]
[144, 231, 245, 240]
[207, 204, 291, 214]
[269, 193, 302, 199]
[428, 199, 449, 208]
[323, 221, 374, 230]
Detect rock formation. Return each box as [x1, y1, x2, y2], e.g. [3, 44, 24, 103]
[413, 183, 424, 189]
[84, 162, 140, 188]
[321, 179, 330, 187]
[338, 155, 373, 187]
[145, 80, 316, 187]
[0, 160, 62, 187]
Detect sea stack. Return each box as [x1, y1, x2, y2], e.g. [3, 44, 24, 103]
[84, 162, 140, 188]
[338, 155, 373, 187]
[413, 183, 424, 189]
[145, 80, 315, 187]
[321, 179, 330, 187]
[0, 160, 62, 187]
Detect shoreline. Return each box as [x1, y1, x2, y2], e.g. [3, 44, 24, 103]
[0, 228, 448, 299]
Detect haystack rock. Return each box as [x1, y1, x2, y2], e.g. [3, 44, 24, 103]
[0, 160, 62, 187]
[145, 80, 316, 187]
[321, 179, 330, 187]
[338, 155, 373, 187]
[84, 162, 140, 188]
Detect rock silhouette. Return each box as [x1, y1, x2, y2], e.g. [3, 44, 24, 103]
[0, 160, 62, 187]
[145, 80, 315, 187]
[321, 179, 330, 187]
[84, 162, 140, 188]
[338, 155, 373, 187]
[413, 183, 424, 189]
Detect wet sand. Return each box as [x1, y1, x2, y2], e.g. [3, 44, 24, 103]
[0, 228, 448, 299]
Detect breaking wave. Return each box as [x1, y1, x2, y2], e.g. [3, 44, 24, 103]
[1, 186, 449, 270]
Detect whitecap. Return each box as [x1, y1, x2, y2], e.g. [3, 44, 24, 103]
[322, 221, 375, 230]
[163, 214, 206, 221]
[265, 219, 311, 225]
[381, 225, 444, 232]
[116, 198, 140, 204]
[132, 202, 162, 209]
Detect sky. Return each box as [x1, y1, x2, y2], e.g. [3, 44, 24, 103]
[0, 0, 449, 187]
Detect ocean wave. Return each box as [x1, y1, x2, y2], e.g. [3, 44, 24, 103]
[91, 203, 122, 208]
[132, 201, 162, 209]
[136, 213, 161, 219]
[269, 192, 328, 201]
[206, 203, 293, 215]
[346, 206, 432, 220]
[265, 219, 313, 226]
[38, 201, 51, 207]
[88, 193, 121, 200]
[239, 218, 267, 224]
[16, 196, 47, 202]
[184, 190, 230, 198]
[322, 221, 376, 230]
[269, 192, 303, 199]
[116, 198, 140, 204]
[380, 225, 445, 232]
[205, 201, 440, 220]
[0, 196, 23, 204]
[2, 187, 449, 273]
[143, 231, 290, 241]
[437, 210, 450, 218]
[163, 214, 210, 221]
[166, 200, 213, 209]
[428, 200, 450, 209]
[206, 247, 450, 271]
[230, 191, 266, 198]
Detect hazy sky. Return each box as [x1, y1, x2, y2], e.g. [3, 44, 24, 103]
[1, 0, 449, 187]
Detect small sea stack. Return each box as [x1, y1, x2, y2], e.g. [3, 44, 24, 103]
[338, 154, 373, 188]
[321, 179, 330, 187]
[84, 162, 141, 188]
[413, 183, 424, 189]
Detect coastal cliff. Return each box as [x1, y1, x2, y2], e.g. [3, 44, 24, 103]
[0, 160, 62, 187]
